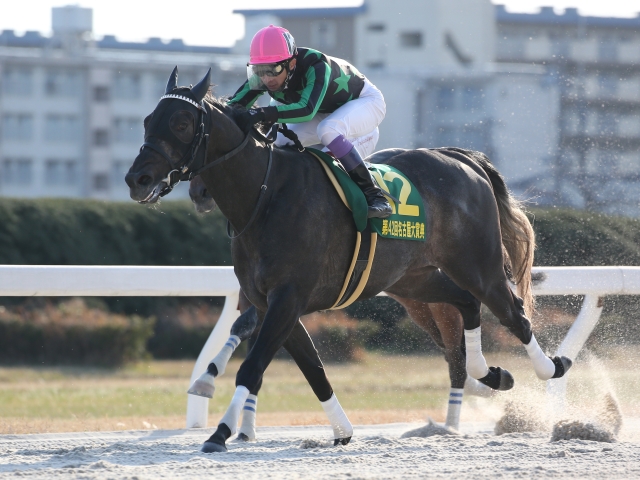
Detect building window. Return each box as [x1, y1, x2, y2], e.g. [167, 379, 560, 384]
[113, 72, 141, 100]
[435, 87, 455, 110]
[598, 111, 617, 136]
[598, 37, 618, 62]
[93, 129, 109, 146]
[45, 69, 81, 97]
[45, 159, 78, 186]
[2, 67, 33, 96]
[598, 74, 617, 97]
[367, 23, 385, 32]
[93, 173, 109, 191]
[400, 32, 423, 48]
[497, 35, 525, 60]
[462, 86, 483, 110]
[2, 158, 33, 185]
[551, 40, 571, 60]
[153, 74, 169, 97]
[311, 20, 337, 50]
[94, 86, 109, 102]
[44, 114, 81, 142]
[113, 117, 142, 143]
[1, 114, 33, 141]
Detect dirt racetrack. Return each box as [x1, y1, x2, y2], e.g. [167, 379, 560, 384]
[2, 420, 640, 479]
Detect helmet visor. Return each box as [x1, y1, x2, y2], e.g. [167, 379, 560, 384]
[247, 62, 286, 90]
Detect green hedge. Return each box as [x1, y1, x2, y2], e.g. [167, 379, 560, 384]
[1, 199, 640, 359]
[530, 208, 640, 266]
[1, 200, 637, 268]
[0, 198, 231, 266]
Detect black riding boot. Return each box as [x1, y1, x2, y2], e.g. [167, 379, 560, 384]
[338, 148, 392, 219]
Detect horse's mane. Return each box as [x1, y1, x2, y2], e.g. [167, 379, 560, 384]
[204, 90, 273, 138]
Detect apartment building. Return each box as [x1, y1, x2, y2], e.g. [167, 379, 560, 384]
[495, 6, 640, 214]
[2, 2, 639, 216]
[0, 6, 246, 200]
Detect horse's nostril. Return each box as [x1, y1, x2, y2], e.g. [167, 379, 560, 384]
[124, 172, 136, 189]
[138, 175, 153, 187]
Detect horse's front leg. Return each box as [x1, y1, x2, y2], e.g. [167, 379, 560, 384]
[201, 286, 305, 453]
[283, 319, 353, 445]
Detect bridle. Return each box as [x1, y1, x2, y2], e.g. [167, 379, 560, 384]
[138, 92, 274, 238]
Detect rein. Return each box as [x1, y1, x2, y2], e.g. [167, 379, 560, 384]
[226, 145, 273, 239]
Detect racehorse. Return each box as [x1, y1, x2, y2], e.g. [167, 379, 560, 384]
[187, 176, 494, 437]
[125, 68, 572, 452]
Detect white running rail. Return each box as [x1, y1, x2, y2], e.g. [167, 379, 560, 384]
[1, 265, 639, 426]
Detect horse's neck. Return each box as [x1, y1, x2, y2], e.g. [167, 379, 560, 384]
[201, 114, 270, 231]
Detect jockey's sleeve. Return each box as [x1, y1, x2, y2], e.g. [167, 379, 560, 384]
[273, 61, 331, 124]
[228, 81, 264, 108]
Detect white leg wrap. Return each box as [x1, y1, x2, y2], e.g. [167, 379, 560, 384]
[211, 335, 240, 376]
[464, 327, 490, 379]
[218, 386, 250, 435]
[445, 388, 463, 430]
[464, 375, 495, 398]
[321, 394, 353, 440]
[238, 394, 258, 440]
[524, 333, 556, 380]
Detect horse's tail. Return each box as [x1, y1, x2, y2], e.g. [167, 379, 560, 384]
[462, 150, 536, 318]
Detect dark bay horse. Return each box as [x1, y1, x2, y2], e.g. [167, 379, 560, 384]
[125, 68, 571, 452]
[188, 176, 494, 435]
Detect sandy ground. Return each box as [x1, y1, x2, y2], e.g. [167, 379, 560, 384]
[0, 409, 447, 435]
[1, 419, 640, 479]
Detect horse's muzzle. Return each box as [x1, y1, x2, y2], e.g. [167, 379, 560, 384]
[125, 171, 159, 203]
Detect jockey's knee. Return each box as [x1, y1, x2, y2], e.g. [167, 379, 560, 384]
[317, 118, 346, 147]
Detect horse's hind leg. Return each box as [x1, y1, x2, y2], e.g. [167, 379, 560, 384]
[469, 278, 572, 381]
[387, 268, 514, 392]
[390, 295, 489, 430]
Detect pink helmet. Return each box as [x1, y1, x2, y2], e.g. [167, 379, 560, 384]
[249, 25, 297, 65]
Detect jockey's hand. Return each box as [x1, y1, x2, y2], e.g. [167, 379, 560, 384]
[236, 107, 278, 133]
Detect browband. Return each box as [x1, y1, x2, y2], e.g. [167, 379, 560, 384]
[159, 94, 206, 111]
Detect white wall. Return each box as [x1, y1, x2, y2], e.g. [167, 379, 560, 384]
[355, 0, 495, 71]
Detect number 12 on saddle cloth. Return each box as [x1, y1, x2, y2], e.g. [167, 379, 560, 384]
[368, 163, 426, 242]
[307, 148, 427, 242]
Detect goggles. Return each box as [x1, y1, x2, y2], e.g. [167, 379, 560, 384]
[247, 61, 289, 90]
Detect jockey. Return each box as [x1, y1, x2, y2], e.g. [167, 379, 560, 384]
[229, 25, 392, 219]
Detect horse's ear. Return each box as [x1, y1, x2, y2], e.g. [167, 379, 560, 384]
[191, 68, 211, 102]
[165, 66, 178, 94]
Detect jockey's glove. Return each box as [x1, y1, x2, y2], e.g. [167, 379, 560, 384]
[236, 107, 279, 133]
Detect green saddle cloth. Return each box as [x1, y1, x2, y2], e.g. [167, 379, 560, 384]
[308, 148, 427, 242]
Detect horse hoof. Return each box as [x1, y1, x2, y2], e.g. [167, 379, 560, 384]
[187, 372, 215, 398]
[334, 437, 351, 446]
[201, 441, 227, 453]
[233, 432, 254, 442]
[551, 356, 573, 378]
[478, 367, 514, 391]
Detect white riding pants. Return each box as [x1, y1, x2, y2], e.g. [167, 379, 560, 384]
[273, 78, 386, 158]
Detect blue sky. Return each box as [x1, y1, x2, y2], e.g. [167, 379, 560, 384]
[2, 0, 640, 47]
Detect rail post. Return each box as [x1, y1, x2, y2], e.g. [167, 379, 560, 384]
[546, 294, 604, 415]
[186, 290, 240, 428]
